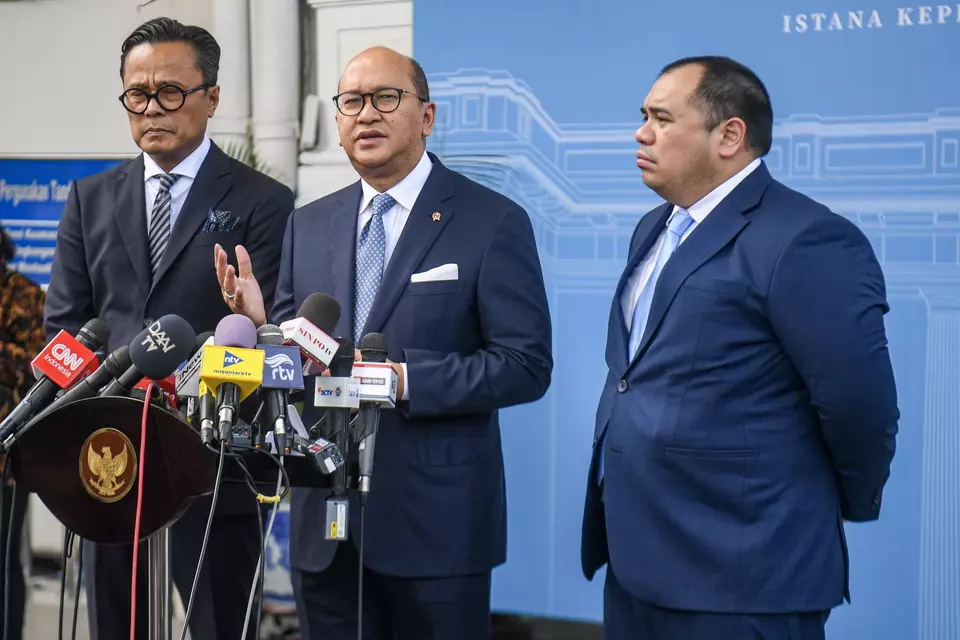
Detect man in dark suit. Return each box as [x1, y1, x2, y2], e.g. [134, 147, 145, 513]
[44, 17, 293, 640]
[215, 46, 553, 639]
[581, 56, 899, 640]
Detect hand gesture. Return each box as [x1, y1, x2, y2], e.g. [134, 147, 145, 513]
[214, 244, 267, 327]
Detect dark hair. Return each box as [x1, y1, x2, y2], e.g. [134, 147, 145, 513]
[409, 57, 430, 101]
[0, 226, 15, 263]
[120, 17, 221, 86]
[660, 56, 773, 157]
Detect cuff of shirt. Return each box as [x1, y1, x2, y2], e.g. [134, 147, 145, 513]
[400, 363, 409, 401]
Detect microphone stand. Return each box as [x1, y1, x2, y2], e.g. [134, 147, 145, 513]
[148, 530, 172, 640]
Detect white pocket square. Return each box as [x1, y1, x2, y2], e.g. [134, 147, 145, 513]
[410, 263, 458, 283]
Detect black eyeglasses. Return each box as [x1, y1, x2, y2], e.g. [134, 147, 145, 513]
[332, 87, 425, 116]
[119, 84, 210, 114]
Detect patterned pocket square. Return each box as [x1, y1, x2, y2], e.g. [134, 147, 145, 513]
[201, 207, 240, 234]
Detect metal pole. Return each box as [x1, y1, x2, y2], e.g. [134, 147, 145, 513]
[148, 529, 171, 640]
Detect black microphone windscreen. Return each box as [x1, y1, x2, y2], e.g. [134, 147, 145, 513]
[297, 293, 341, 335]
[79, 317, 111, 349]
[107, 345, 133, 375]
[193, 332, 214, 355]
[130, 314, 197, 379]
[359, 332, 388, 355]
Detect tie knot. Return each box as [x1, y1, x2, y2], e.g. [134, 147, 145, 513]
[371, 193, 396, 218]
[667, 208, 694, 238]
[157, 173, 178, 192]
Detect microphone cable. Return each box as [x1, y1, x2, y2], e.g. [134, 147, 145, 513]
[177, 439, 227, 640]
[1, 461, 12, 640]
[56, 529, 84, 640]
[129, 383, 157, 640]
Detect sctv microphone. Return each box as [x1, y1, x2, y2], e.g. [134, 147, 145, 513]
[257, 324, 304, 454]
[0, 318, 109, 443]
[199, 315, 264, 443]
[280, 293, 341, 374]
[99, 315, 197, 397]
[318, 337, 358, 541]
[352, 333, 396, 505]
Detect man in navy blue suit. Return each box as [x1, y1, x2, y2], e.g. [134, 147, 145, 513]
[215, 46, 553, 639]
[581, 56, 899, 639]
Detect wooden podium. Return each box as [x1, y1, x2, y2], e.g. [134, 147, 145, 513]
[8, 395, 329, 640]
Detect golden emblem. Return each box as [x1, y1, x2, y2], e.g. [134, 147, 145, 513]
[431, 212, 441, 222]
[79, 428, 137, 503]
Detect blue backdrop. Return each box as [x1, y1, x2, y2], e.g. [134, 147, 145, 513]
[414, 1, 960, 637]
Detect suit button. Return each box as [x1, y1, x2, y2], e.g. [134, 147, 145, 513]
[144, 317, 154, 328]
[617, 380, 628, 393]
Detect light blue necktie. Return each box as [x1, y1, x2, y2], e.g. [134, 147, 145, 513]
[626, 208, 694, 360]
[597, 208, 694, 485]
[354, 193, 395, 342]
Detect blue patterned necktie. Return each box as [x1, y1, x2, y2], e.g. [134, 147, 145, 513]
[147, 173, 179, 281]
[627, 208, 695, 360]
[354, 193, 395, 341]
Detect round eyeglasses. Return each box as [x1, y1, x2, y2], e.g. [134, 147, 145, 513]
[119, 84, 210, 114]
[332, 87, 424, 116]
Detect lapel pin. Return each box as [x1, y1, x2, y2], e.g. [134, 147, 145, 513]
[432, 212, 441, 222]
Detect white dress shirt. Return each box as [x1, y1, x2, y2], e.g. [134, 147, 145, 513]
[357, 149, 434, 400]
[621, 158, 761, 329]
[143, 135, 211, 231]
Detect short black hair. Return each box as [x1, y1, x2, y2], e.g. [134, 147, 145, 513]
[409, 57, 430, 101]
[120, 17, 221, 86]
[0, 226, 15, 263]
[660, 56, 773, 157]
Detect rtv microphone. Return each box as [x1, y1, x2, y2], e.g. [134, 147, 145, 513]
[0, 318, 109, 443]
[257, 324, 304, 454]
[280, 293, 341, 374]
[322, 337, 357, 541]
[199, 315, 264, 443]
[99, 315, 197, 397]
[353, 333, 393, 505]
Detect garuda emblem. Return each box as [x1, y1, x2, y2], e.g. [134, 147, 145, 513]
[80, 428, 137, 503]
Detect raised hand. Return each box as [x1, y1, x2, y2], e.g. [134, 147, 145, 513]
[214, 244, 267, 327]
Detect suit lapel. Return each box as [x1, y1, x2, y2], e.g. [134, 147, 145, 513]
[627, 163, 773, 369]
[327, 183, 363, 336]
[360, 157, 455, 336]
[150, 144, 233, 293]
[113, 156, 151, 295]
[606, 204, 671, 376]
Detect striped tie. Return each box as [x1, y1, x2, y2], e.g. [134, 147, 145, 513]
[148, 173, 178, 280]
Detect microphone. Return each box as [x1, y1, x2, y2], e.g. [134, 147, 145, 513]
[29, 345, 132, 415]
[293, 434, 345, 475]
[199, 315, 264, 443]
[320, 336, 357, 541]
[174, 332, 215, 421]
[257, 324, 304, 454]
[280, 293, 341, 373]
[353, 333, 393, 505]
[99, 315, 197, 397]
[0, 318, 109, 443]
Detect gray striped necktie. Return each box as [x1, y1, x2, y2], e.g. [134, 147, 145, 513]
[148, 173, 179, 279]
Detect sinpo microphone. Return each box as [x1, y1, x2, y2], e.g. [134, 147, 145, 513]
[280, 293, 341, 373]
[0, 318, 109, 443]
[199, 315, 264, 443]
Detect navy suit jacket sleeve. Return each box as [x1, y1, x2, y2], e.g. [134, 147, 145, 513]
[44, 181, 95, 341]
[245, 186, 293, 316]
[270, 211, 297, 325]
[768, 214, 899, 522]
[403, 205, 553, 417]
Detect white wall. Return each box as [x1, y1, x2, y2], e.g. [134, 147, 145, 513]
[0, 0, 214, 156]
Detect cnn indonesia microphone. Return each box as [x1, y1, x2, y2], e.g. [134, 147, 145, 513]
[199, 315, 264, 444]
[352, 333, 396, 505]
[0, 318, 110, 446]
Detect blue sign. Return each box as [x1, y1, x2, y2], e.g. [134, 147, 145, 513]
[415, 0, 960, 637]
[0, 157, 126, 286]
[260, 345, 304, 390]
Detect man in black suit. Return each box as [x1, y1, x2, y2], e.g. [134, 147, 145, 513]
[43, 17, 293, 639]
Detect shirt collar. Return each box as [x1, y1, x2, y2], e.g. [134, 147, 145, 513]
[359, 150, 434, 214]
[143, 135, 212, 182]
[674, 157, 762, 225]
